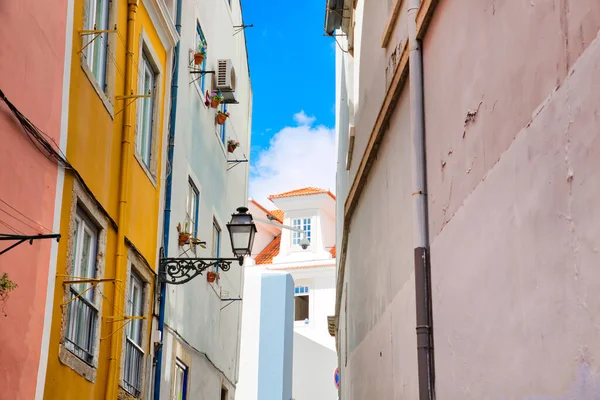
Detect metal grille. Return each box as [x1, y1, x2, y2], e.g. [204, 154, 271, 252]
[65, 287, 97, 364]
[217, 60, 228, 87]
[123, 337, 144, 396]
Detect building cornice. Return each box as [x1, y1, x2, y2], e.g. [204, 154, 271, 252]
[142, 0, 179, 49]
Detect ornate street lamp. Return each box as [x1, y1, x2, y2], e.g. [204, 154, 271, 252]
[159, 206, 256, 285]
[227, 207, 257, 258]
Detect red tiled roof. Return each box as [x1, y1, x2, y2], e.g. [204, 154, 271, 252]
[330, 246, 336, 258]
[250, 199, 283, 223]
[269, 209, 284, 222]
[268, 187, 336, 201]
[255, 236, 281, 265]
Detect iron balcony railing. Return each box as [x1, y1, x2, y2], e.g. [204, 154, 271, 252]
[124, 337, 144, 396]
[65, 286, 97, 364]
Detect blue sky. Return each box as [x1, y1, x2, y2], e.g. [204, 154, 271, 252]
[242, 0, 338, 205]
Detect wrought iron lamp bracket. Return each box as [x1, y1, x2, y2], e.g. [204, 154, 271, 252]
[159, 256, 243, 285]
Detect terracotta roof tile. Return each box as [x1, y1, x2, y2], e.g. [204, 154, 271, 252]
[250, 199, 283, 223]
[269, 209, 284, 222]
[255, 236, 281, 265]
[268, 187, 336, 201]
[330, 246, 336, 258]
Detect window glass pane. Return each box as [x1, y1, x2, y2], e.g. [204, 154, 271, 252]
[137, 54, 155, 167]
[84, 0, 108, 88]
[196, 24, 207, 92]
[66, 210, 98, 364]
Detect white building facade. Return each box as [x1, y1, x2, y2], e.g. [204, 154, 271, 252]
[157, 0, 252, 399]
[237, 188, 339, 400]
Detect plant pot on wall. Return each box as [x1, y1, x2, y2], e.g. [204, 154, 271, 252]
[178, 233, 190, 246]
[227, 144, 236, 153]
[210, 97, 221, 108]
[207, 271, 219, 283]
[216, 113, 228, 125]
[193, 53, 205, 65]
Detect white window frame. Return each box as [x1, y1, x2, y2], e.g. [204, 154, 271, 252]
[120, 250, 152, 397]
[172, 359, 188, 400]
[294, 287, 310, 323]
[185, 179, 199, 236]
[212, 218, 221, 258]
[65, 209, 98, 363]
[292, 218, 311, 245]
[136, 52, 156, 168]
[83, 0, 109, 90]
[134, 32, 163, 182]
[123, 272, 145, 396]
[59, 179, 108, 383]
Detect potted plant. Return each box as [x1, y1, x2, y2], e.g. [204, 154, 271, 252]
[210, 92, 223, 108]
[207, 271, 219, 283]
[177, 223, 192, 246]
[227, 139, 240, 153]
[194, 41, 206, 65]
[216, 110, 230, 125]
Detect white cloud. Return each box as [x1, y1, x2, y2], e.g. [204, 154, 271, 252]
[250, 113, 336, 207]
[293, 110, 317, 126]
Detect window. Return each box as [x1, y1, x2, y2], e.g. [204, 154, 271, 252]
[212, 219, 221, 273]
[294, 286, 309, 322]
[124, 272, 144, 396]
[173, 360, 188, 400]
[292, 218, 311, 245]
[65, 209, 99, 364]
[83, 0, 109, 89]
[219, 104, 227, 144]
[221, 386, 229, 400]
[294, 286, 309, 295]
[136, 52, 156, 168]
[185, 179, 199, 236]
[195, 24, 207, 93]
[212, 219, 221, 258]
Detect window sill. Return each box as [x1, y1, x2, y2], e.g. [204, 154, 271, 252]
[134, 151, 157, 188]
[80, 56, 114, 119]
[59, 344, 97, 383]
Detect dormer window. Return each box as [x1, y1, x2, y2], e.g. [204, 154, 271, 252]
[292, 218, 311, 245]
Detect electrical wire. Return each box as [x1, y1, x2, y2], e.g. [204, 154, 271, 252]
[0, 206, 41, 233]
[0, 219, 23, 235]
[0, 199, 53, 233]
[0, 88, 117, 228]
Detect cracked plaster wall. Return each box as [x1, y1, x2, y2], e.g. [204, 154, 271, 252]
[423, 0, 600, 235]
[427, 12, 600, 399]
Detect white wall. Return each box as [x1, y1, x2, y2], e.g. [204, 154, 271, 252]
[162, 0, 252, 397]
[236, 267, 263, 400]
[293, 332, 338, 400]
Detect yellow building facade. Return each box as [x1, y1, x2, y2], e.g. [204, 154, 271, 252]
[44, 0, 177, 398]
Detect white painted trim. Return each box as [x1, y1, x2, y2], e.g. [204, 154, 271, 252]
[35, 0, 75, 397]
[142, 0, 179, 49]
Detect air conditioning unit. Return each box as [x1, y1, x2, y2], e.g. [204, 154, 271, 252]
[215, 59, 237, 104]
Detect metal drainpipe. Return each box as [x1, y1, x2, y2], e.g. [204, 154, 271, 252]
[107, 0, 138, 399]
[153, 0, 182, 397]
[408, 0, 435, 399]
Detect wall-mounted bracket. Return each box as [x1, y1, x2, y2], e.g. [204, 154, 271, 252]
[78, 24, 118, 54]
[116, 91, 152, 100]
[0, 234, 60, 256]
[227, 159, 248, 171]
[159, 256, 243, 285]
[189, 69, 215, 85]
[233, 24, 254, 36]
